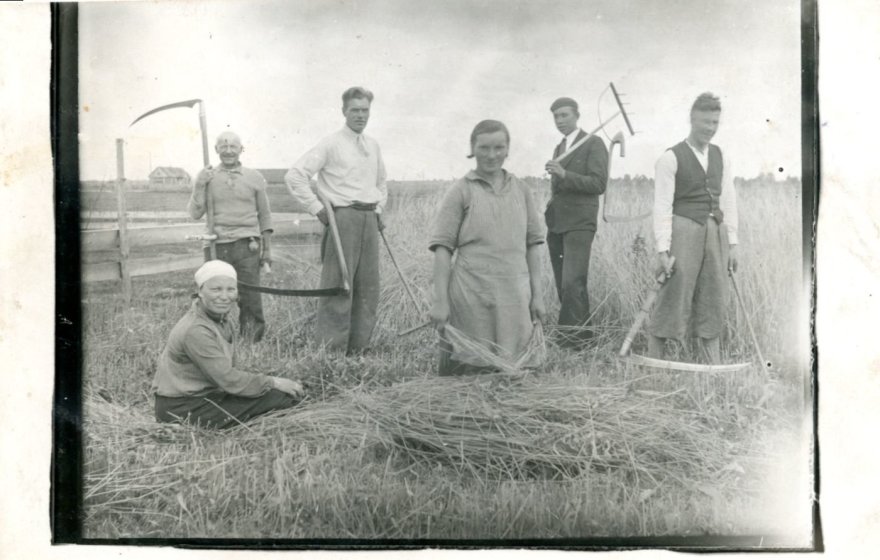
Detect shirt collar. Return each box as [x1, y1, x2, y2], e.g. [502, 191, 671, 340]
[216, 163, 244, 175]
[685, 138, 708, 155]
[465, 169, 510, 189]
[564, 128, 582, 147]
[341, 125, 364, 141]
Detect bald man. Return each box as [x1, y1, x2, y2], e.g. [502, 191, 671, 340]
[188, 131, 274, 343]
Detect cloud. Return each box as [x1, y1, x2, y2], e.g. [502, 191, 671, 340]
[78, 0, 801, 181]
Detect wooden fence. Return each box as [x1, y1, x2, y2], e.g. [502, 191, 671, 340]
[82, 215, 322, 292]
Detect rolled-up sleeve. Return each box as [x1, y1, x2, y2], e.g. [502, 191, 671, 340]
[182, 325, 272, 397]
[522, 183, 546, 246]
[428, 182, 467, 253]
[719, 152, 738, 245]
[285, 143, 328, 216]
[653, 150, 677, 253]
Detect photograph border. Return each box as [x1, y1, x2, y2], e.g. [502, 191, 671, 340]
[51, 0, 821, 549]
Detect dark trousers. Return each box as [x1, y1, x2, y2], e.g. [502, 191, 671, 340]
[317, 207, 380, 353]
[206, 239, 265, 342]
[547, 229, 595, 338]
[155, 388, 300, 429]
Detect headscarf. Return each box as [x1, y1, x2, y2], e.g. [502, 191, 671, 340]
[194, 260, 237, 288]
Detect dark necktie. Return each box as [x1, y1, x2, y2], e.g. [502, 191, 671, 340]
[559, 137, 567, 156]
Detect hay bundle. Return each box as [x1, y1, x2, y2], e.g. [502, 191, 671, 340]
[351, 372, 748, 486]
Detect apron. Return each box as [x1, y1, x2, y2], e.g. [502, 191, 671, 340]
[446, 177, 538, 367]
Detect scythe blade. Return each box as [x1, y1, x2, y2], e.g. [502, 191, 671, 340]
[129, 98, 203, 127]
[624, 353, 752, 373]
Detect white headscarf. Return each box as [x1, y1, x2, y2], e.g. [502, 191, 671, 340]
[194, 260, 237, 288]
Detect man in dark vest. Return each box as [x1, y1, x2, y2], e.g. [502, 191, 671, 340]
[544, 97, 609, 347]
[648, 92, 739, 363]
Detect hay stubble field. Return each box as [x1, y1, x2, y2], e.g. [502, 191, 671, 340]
[81, 177, 812, 542]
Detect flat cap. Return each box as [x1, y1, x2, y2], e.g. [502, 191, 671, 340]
[550, 97, 579, 113]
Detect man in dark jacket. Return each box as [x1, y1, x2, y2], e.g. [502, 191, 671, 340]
[544, 97, 609, 346]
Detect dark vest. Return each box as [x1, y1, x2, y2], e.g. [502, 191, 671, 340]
[669, 141, 724, 225]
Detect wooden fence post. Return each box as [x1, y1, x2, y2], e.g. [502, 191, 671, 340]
[116, 138, 132, 304]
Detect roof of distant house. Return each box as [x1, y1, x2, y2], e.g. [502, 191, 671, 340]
[149, 166, 191, 178]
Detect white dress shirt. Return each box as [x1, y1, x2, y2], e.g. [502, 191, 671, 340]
[560, 128, 583, 154]
[285, 126, 388, 215]
[653, 139, 739, 253]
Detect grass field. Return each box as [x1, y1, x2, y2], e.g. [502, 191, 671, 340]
[80, 178, 813, 543]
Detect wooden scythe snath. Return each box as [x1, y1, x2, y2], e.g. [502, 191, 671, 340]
[618, 256, 756, 373]
[130, 98, 217, 259]
[236, 190, 351, 297]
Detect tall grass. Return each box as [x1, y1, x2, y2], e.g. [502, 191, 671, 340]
[81, 178, 811, 541]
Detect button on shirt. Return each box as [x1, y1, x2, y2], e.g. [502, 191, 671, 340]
[285, 126, 388, 215]
[187, 164, 273, 243]
[653, 140, 738, 253]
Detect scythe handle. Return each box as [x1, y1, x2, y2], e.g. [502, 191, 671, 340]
[619, 256, 675, 357]
[198, 101, 217, 259]
[316, 190, 351, 296]
[730, 271, 770, 375]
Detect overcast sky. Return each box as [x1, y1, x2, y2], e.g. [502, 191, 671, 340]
[79, 0, 802, 182]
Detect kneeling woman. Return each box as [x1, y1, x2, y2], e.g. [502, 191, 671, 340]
[152, 260, 304, 428]
[428, 120, 546, 375]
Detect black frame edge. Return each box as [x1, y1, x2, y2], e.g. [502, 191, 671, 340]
[51, 1, 83, 544]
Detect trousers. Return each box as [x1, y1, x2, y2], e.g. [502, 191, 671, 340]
[547, 229, 596, 336]
[205, 238, 265, 342]
[155, 388, 299, 429]
[317, 207, 380, 352]
[649, 215, 730, 340]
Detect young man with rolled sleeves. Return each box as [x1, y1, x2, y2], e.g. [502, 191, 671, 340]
[648, 92, 739, 363]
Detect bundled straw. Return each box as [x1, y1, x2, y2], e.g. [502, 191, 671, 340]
[441, 322, 546, 372]
[351, 373, 750, 487]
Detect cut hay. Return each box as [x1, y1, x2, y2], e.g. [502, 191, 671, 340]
[350, 372, 753, 489]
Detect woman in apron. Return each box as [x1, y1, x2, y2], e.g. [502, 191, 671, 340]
[428, 120, 546, 375]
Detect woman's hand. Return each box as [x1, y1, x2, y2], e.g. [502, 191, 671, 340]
[272, 377, 304, 398]
[429, 299, 450, 331]
[529, 294, 547, 324]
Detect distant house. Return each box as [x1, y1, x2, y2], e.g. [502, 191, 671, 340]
[149, 167, 191, 190]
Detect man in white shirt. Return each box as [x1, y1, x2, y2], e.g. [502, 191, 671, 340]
[648, 92, 739, 363]
[285, 87, 388, 354]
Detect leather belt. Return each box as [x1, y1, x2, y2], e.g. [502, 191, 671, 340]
[335, 201, 377, 211]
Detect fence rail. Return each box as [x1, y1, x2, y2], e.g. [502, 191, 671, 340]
[82, 214, 322, 286]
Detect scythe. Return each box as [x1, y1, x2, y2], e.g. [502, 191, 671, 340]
[130, 98, 217, 259]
